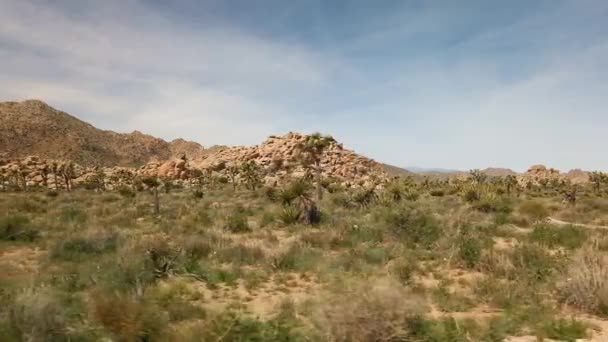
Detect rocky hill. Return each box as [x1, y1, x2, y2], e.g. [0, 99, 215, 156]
[0, 100, 204, 166]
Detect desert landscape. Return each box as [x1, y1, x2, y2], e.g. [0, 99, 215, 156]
[1, 100, 608, 341]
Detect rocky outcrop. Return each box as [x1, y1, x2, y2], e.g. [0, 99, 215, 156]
[194, 133, 388, 186]
[0, 133, 389, 190]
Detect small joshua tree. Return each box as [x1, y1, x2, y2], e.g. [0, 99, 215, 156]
[241, 161, 261, 191]
[297, 133, 335, 203]
[51, 162, 59, 190]
[60, 162, 75, 191]
[142, 177, 161, 215]
[227, 164, 240, 190]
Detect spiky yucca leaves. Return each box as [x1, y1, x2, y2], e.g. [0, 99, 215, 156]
[277, 179, 320, 225]
[296, 133, 336, 202]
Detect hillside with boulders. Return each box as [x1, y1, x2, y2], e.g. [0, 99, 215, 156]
[0, 100, 205, 166]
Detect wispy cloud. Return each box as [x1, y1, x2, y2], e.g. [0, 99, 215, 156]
[0, 0, 607, 171]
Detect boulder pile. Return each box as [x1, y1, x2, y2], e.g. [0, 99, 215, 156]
[0, 133, 389, 190]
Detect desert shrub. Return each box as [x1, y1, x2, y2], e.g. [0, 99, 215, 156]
[45, 190, 59, 198]
[458, 236, 483, 269]
[540, 318, 588, 341]
[463, 189, 480, 203]
[558, 244, 608, 316]
[391, 257, 418, 284]
[7, 288, 85, 342]
[260, 211, 276, 227]
[330, 192, 352, 208]
[51, 230, 119, 261]
[272, 244, 321, 272]
[510, 243, 561, 282]
[362, 246, 393, 265]
[0, 215, 39, 242]
[195, 311, 307, 341]
[91, 291, 168, 341]
[311, 280, 428, 342]
[278, 205, 301, 225]
[183, 236, 214, 261]
[518, 200, 549, 222]
[432, 283, 475, 312]
[192, 189, 204, 199]
[429, 189, 445, 197]
[379, 205, 441, 247]
[59, 206, 88, 224]
[263, 186, 277, 201]
[403, 190, 420, 201]
[473, 198, 513, 214]
[224, 210, 250, 233]
[529, 224, 587, 249]
[351, 188, 377, 208]
[216, 244, 266, 266]
[116, 185, 136, 198]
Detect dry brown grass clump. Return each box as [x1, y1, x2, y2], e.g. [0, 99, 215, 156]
[310, 279, 428, 342]
[558, 241, 608, 316]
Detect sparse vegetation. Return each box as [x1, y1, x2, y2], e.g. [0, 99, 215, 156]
[1, 168, 607, 341]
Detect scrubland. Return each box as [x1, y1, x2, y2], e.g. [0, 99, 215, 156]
[1, 177, 608, 341]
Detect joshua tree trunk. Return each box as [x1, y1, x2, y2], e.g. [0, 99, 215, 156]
[153, 186, 160, 215]
[315, 161, 322, 202]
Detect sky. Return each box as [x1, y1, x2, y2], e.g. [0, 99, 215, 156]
[1, 0, 607, 172]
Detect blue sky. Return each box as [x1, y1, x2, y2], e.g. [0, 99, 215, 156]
[1, 0, 607, 171]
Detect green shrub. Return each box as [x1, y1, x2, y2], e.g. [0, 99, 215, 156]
[45, 190, 59, 198]
[458, 236, 482, 269]
[60, 206, 88, 224]
[511, 243, 561, 281]
[0, 215, 39, 242]
[519, 200, 549, 222]
[192, 189, 204, 199]
[224, 211, 251, 233]
[429, 189, 445, 197]
[272, 245, 321, 272]
[260, 211, 276, 227]
[529, 224, 587, 249]
[558, 245, 608, 317]
[116, 185, 136, 198]
[540, 318, 588, 341]
[379, 205, 441, 247]
[51, 230, 118, 261]
[463, 189, 480, 203]
[278, 206, 301, 225]
[473, 198, 513, 214]
[216, 244, 266, 266]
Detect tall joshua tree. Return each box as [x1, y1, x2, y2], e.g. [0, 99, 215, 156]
[297, 133, 335, 202]
[61, 162, 75, 191]
[589, 171, 607, 194]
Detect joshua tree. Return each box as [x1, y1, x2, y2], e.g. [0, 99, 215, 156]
[469, 169, 487, 185]
[40, 164, 49, 189]
[51, 162, 59, 190]
[297, 133, 335, 202]
[504, 175, 518, 195]
[142, 177, 161, 215]
[564, 187, 577, 206]
[226, 164, 240, 190]
[589, 171, 607, 194]
[61, 162, 75, 191]
[241, 161, 261, 191]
